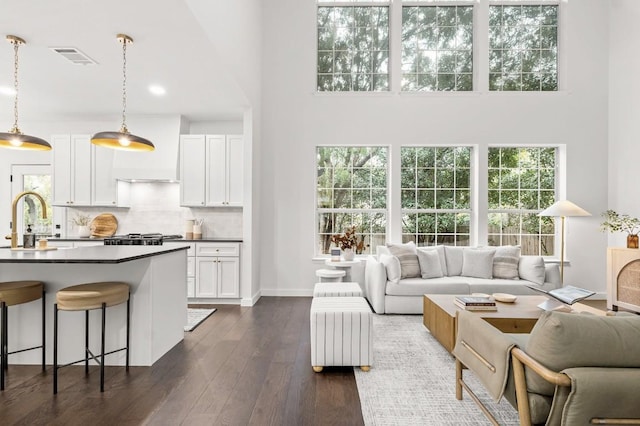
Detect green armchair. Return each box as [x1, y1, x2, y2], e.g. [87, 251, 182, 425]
[453, 309, 640, 425]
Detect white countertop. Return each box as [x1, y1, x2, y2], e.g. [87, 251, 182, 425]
[0, 245, 188, 263]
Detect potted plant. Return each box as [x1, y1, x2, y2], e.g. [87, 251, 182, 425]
[600, 210, 640, 248]
[71, 213, 92, 238]
[331, 226, 368, 260]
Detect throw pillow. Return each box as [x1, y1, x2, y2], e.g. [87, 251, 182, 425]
[444, 246, 464, 276]
[461, 248, 496, 279]
[416, 249, 444, 279]
[386, 242, 421, 279]
[519, 256, 546, 285]
[416, 246, 448, 276]
[379, 254, 401, 284]
[493, 245, 521, 279]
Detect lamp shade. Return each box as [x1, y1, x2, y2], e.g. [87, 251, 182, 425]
[0, 131, 51, 150]
[91, 131, 154, 151]
[538, 200, 591, 218]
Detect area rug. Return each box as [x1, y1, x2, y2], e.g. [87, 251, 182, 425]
[184, 308, 216, 332]
[354, 315, 519, 425]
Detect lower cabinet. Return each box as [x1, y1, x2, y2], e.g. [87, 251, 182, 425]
[195, 256, 240, 298]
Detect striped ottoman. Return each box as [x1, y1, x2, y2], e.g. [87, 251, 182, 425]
[313, 282, 363, 297]
[310, 296, 372, 372]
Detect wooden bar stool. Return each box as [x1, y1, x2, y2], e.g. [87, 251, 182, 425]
[0, 280, 45, 391]
[54, 282, 130, 394]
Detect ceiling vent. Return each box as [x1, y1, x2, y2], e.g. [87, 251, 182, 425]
[50, 47, 97, 65]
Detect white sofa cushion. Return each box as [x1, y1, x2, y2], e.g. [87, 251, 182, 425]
[493, 245, 521, 279]
[380, 254, 401, 284]
[519, 256, 546, 285]
[444, 246, 464, 276]
[417, 249, 444, 279]
[461, 248, 496, 279]
[387, 241, 421, 279]
[417, 246, 448, 276]
[386, 277, 470, 296]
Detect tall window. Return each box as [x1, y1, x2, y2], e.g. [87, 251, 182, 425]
[487, 147, 556, 255]
[401, 147, 471, 245]
[489, 4, 558, 91]
[317, 1, 390, 91]
[402, 5, 474, 91]
[316, 147, 388, 254]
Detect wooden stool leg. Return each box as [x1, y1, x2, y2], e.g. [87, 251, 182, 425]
[1, 301, 5, 391]
[126, 295, 130, 371]
[42, 290, 46, 371]
[100, 302, 106, 392]
[85, 310, 89, 375]
[53, 303, 58, 394]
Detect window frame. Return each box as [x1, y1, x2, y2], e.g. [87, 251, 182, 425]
[316, 0, 392, 92]
[315, 145, 390, 256]
[315, 0, 564, 94]
[400, 145, 474, 246]
[486, 144, 562, 257]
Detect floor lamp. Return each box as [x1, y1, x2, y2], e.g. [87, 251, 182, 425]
[538, 200, 591, 285]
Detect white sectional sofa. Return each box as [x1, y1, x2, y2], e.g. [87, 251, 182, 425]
[364, 243, 561, 314]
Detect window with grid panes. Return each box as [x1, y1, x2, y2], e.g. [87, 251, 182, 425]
[489, 4, 558, 91]
[402, 5, 474, 91]
[401, 147, 471, 246]
[317, 1, 390, 91]
[316, 146, 388, 255]
[487, 147, 556, 255]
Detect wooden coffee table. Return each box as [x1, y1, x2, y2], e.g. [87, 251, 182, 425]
[423, 294, 546, 353]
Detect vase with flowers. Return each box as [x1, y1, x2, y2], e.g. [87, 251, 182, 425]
[330, 226, 368, 260]
[600, 210, 640, 248]
[71, 213, 93, 238]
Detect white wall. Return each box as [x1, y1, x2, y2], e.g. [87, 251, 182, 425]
[260, 0, 610, 296]
[608, 1, 640, 247]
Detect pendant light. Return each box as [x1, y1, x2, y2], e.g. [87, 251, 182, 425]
[0, 35, 51, 151]
[91, 34, 154, 151]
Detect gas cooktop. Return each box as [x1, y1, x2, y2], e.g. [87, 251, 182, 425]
[104, 233, 183, 245]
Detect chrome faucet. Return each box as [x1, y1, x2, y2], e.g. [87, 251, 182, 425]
[11, 191, 47, 249]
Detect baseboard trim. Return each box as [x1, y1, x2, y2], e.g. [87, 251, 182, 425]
[261, 288, 314, 297]
[241, 291, 262, 307]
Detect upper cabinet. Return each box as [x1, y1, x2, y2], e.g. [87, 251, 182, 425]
[52, 135, 92, 206]
[52, 134, 130, 207]
[179, 134, 243, 207]
[92, 145, 130, 207]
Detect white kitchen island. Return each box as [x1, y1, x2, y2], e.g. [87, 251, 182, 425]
[0, 245, 189, 366]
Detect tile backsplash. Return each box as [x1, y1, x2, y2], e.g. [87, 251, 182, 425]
[67, 182, 243, 238]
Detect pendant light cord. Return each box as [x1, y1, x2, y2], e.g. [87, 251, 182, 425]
[121, 37, 128, 133]
[12, 39, 20, 133]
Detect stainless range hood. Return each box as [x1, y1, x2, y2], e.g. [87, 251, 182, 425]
[111, 115, 187, 181]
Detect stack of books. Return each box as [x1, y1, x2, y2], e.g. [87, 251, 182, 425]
[454, 296, 497, 311]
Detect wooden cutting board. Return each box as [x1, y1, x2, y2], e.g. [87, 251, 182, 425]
[90, 213, 118, 238]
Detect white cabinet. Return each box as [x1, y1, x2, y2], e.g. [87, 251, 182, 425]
[179, 135, 206, 206]
[164, 242, 196, 298]
[179, 134, 243, 207]
[92, 146, 131, 207]
[52, 134, 129, 207]
[52, 135, 92, 206]
[194, 242, 240, 298]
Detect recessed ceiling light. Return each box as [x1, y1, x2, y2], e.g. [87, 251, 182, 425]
[148, 85, 166, 96]
[0, 86, 16, 96]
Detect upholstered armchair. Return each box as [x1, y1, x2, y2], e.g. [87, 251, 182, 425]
[453, 309, 640, 425]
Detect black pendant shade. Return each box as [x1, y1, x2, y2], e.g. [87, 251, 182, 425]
[91, 130, 154, 151]
[0, 131, 51, 150]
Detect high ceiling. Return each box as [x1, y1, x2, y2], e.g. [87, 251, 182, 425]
[0, 0, 248, 123]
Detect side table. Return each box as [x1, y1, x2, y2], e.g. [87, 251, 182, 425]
[324, 259, 361, 282]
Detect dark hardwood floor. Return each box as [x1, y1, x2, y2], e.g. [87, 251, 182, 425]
[0, 297, 364, 425]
